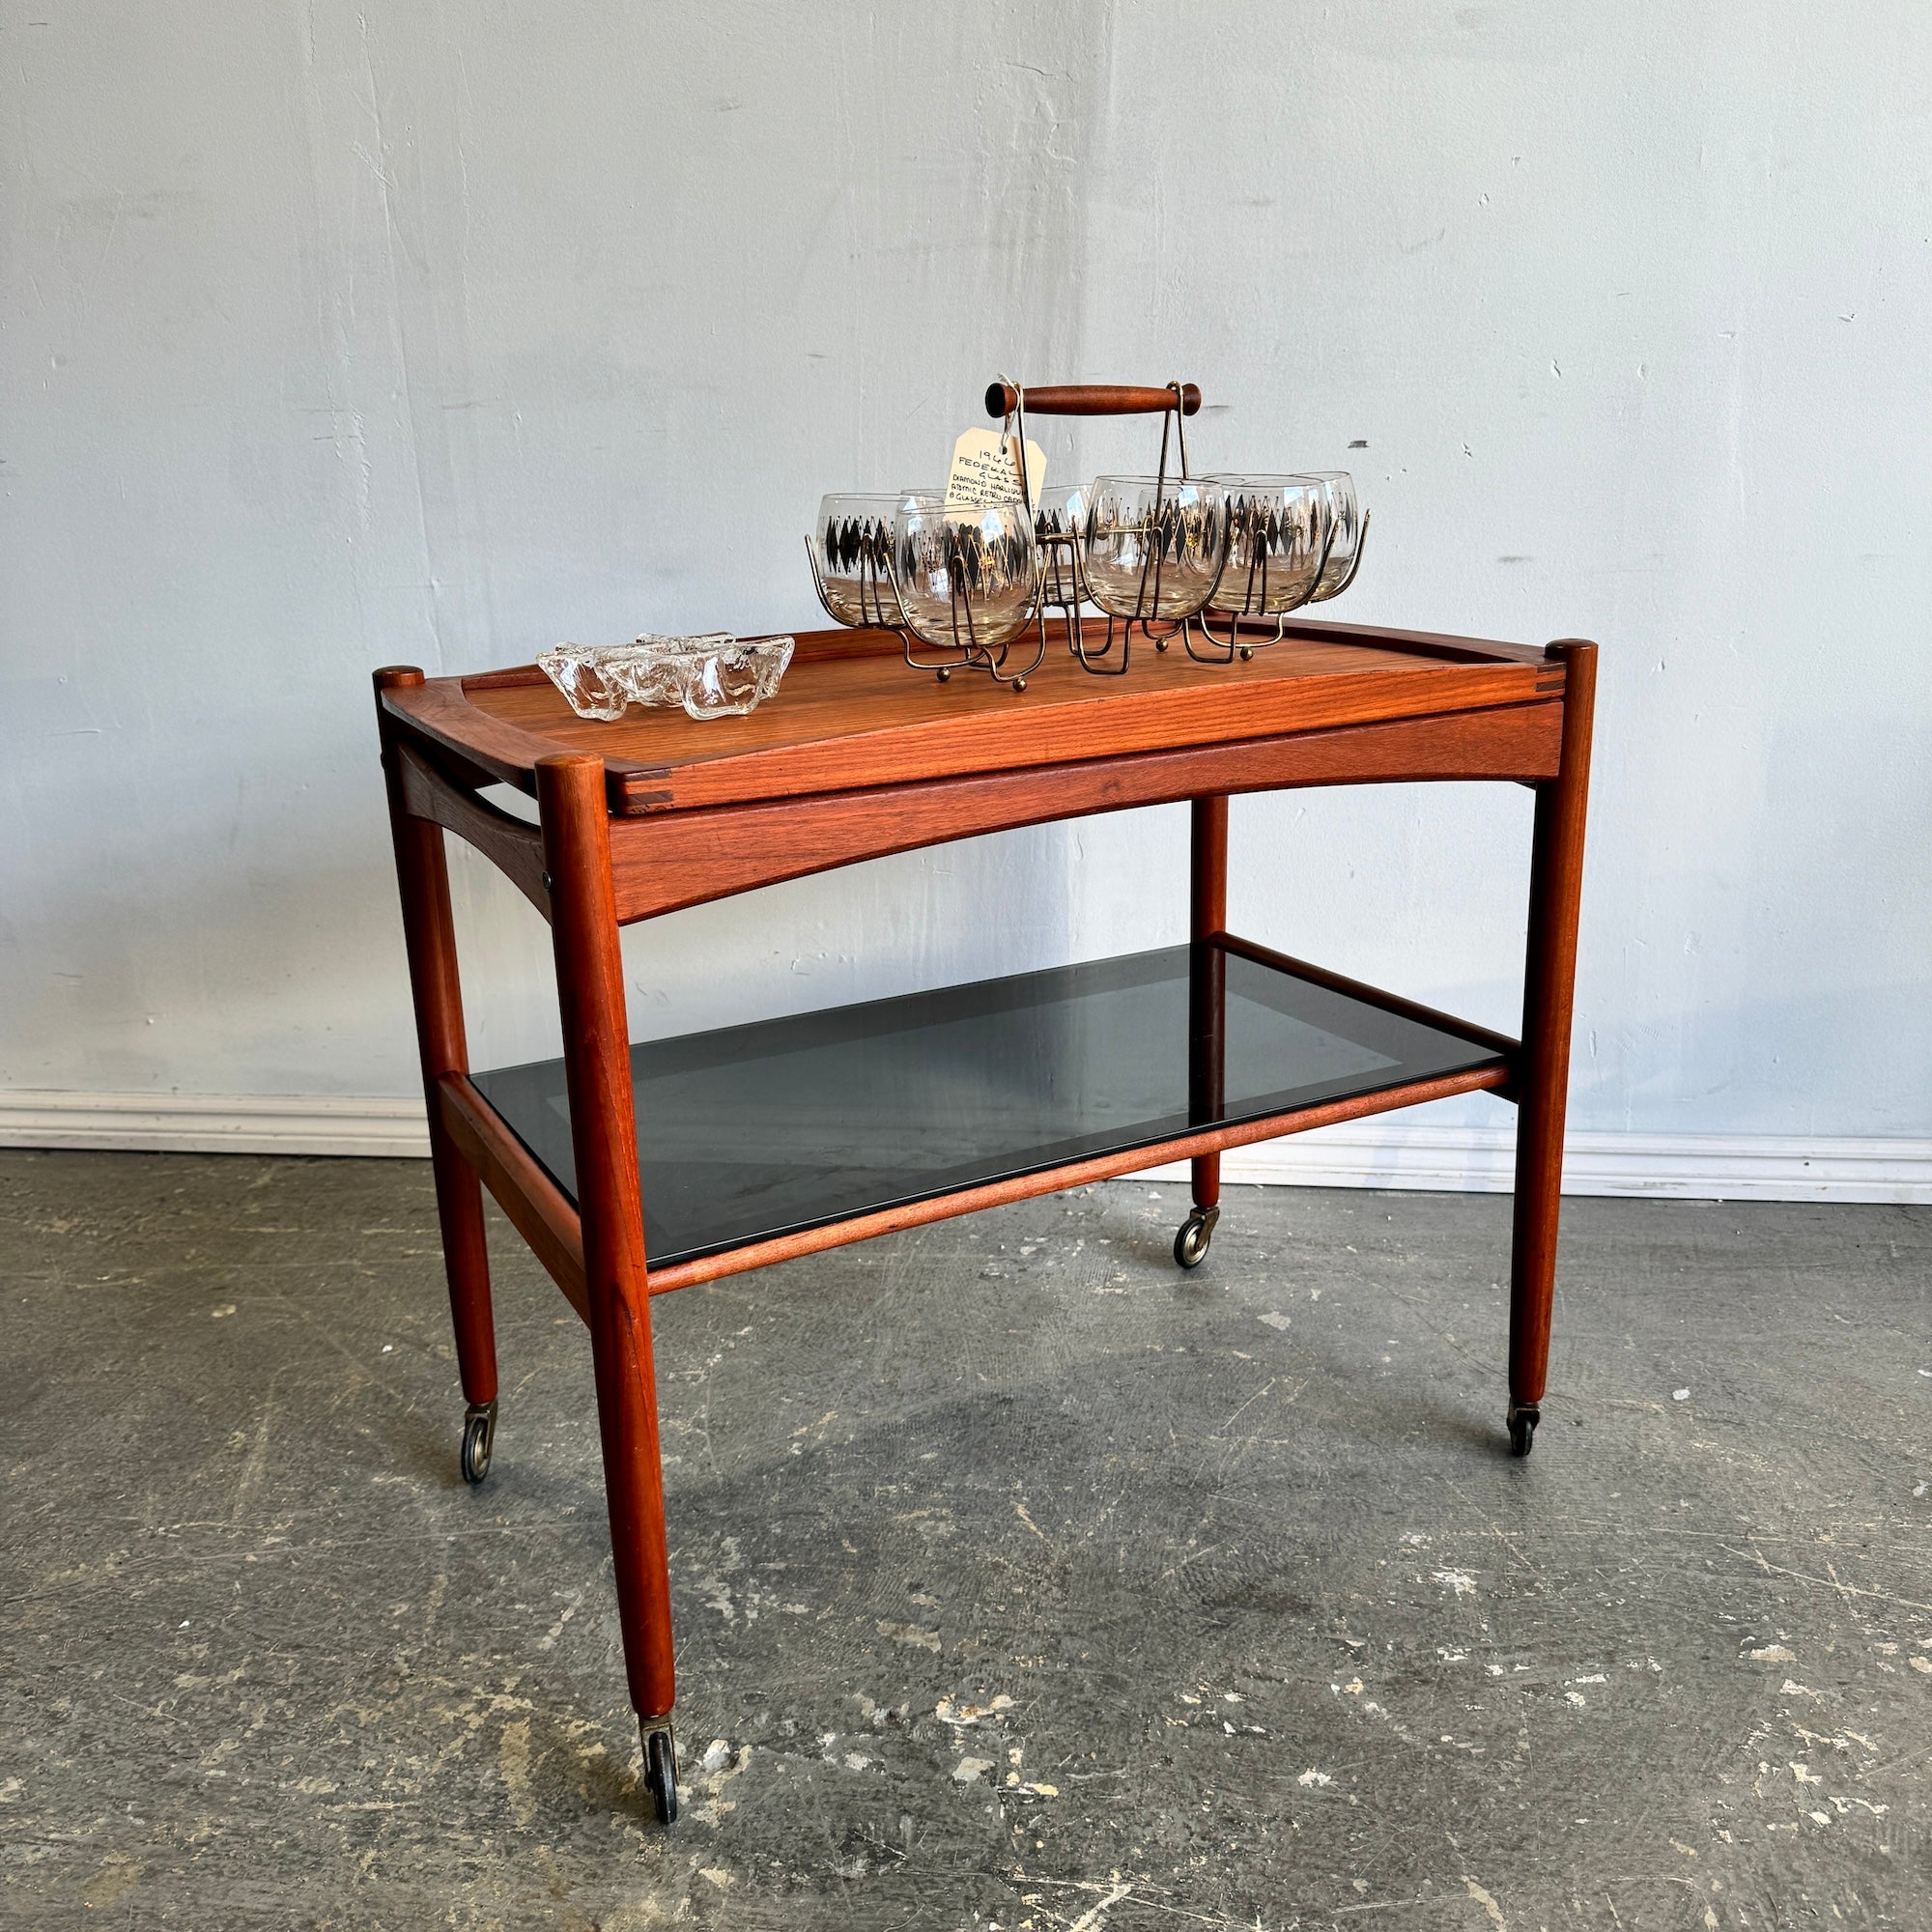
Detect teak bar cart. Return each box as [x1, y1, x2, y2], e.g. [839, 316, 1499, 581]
[373, 610, 1594, 1824]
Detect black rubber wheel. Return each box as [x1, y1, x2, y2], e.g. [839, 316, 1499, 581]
[1507, 1403, 1539, 1459]
[460, 1400, 497, 1486]
[644, 1726, 679, 1825]
[1173, 1208, 1217, 1270]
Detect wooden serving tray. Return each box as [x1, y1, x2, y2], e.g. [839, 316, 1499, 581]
[382, 618, 1563, 815]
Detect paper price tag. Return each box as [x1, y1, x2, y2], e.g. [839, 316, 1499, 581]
[945, 428, 1045, 512]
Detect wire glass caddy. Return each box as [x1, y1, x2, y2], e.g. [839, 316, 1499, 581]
[807, 379, 1371, 691]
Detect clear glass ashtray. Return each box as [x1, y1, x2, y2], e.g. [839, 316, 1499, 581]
[538, 634, 795, 722]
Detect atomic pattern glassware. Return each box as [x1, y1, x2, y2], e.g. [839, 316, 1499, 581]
[1303, 471, 1363, 601]
[891, 497, 1039, 663]
[1033, 483, 1090, 612]
[1081, 475, 1228, 622]
[804, 442, 1365, 693]
[810, 494, 906, 628]
[1205, 475, 1328, 616]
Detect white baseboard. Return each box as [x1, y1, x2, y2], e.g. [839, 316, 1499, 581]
[1148, 1122, 1932, 1204]
[0, 1091, 432, 1159]
[1, 1091, 1928, 1204]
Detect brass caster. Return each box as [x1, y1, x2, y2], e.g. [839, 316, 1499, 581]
[1011, 677, 1027, 694]
[936, 667, 952, 683]
[1154, 638, 1169, 652]
[460, 1399, 497, 1485]
[1238, 645, 1254, 661]
[641, 1721, 679, 1825]
[1174, 1205, 1220, 1269]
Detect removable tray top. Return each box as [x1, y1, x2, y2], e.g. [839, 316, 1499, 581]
[384, 618, 1562, 814]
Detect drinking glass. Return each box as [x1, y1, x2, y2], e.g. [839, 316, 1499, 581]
[890, 498, 1038, 654]
[811, 494, 906, 627]
[1302, 471, 1362, 601]
[1081, 475, 1228, 621]
[1033, 483, 1090, 610]
[1204, 475, 1327, 615]
[1034, 483, 1090, 544]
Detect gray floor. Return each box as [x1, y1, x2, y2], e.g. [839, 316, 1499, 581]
[2, 1151, 1927, 1929]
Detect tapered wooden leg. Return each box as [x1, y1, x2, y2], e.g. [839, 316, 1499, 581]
[536, 752, 679, 1819]
[375, 670, 498, 1475]
[1507, 641, 1597, 1456]
[1177, 796, 1228, 1268]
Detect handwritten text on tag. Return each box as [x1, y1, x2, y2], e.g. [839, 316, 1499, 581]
[945, 429, 1045, 512]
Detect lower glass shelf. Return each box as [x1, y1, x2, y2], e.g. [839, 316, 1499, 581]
[475, 943, 1499, 1275]
[473, 941, 1504, 1270]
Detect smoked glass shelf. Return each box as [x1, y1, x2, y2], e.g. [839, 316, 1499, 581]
[473, 940, 1505, 1269]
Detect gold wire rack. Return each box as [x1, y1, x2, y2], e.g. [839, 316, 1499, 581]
[807, 378, 1369, 693]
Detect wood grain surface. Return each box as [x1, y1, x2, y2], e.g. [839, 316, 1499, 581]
[440, 1072, 586, 1321]
[984, 380, 1201, 417]
[1189, 795, 1229, 1216]
[374, 669, 498, 1411]
[1509, 639, 1598, 1409]
[536, 752, 678, 1722]
[394, 740, 551, 919]
[380, 620, 1561, 815]
[600, 700, 1563, 922]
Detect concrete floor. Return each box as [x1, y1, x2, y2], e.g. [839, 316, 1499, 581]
[1, 1151, 1927, 1929]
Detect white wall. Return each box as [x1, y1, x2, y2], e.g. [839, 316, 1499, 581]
[3, 2, 1928, 1189]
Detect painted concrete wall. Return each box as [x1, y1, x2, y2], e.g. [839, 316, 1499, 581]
[3, 2, 1927, 1153]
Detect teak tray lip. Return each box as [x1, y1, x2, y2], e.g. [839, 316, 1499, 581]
[381, 617, 1564, 817]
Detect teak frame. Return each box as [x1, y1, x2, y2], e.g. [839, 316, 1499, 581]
[373, 617, 1595, 1823]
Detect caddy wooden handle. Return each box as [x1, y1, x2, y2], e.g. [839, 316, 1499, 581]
[984, 382, 1202, 419]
